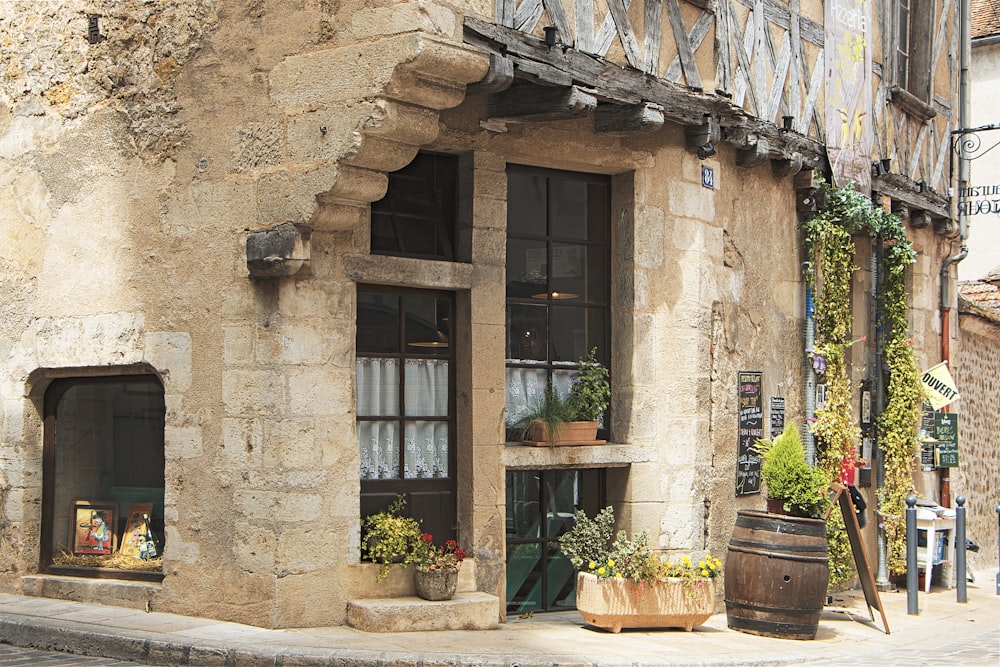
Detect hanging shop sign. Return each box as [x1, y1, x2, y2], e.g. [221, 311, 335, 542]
[736, 371, 763, 496]
[825, 0, 873, 191]
[920, 361, 961, 410]
[933, 413, 959, 468]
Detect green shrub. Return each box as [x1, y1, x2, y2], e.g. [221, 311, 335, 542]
[567, 348, 610, 421]
[756, 423, 830, 518]
[361, 495, 422, 581]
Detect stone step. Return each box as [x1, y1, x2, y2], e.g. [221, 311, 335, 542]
[346, 592, 500, 632]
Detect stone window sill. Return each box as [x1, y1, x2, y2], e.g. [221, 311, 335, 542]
[503, 442, 651, 470]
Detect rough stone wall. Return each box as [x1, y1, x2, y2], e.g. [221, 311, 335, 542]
[1, 1, 218, 156]
[954, 314, 1000, 572]
[0, 0, 487, 628]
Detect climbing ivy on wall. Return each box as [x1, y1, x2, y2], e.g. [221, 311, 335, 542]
[871, 213, 922, 576]
[802, 177, 921, 583]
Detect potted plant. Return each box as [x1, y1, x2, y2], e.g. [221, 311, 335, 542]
[360, 495, 422, 582]
[411, 532, 467, 600]
[754, 422, 830, 518]
[558, 506, 721, 633]
[518, 348, 610, 445]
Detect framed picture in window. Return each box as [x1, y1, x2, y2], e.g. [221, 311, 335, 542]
[119, 503, 158, 561]
[70, 501, 117, 556]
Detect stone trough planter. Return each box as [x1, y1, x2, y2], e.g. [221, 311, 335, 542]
[575, 571, 715, 633]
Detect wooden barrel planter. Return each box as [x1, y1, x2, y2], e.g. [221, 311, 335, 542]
[724, 510, 829, 640]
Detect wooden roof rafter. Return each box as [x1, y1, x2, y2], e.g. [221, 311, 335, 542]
[464, 15, 826, 169]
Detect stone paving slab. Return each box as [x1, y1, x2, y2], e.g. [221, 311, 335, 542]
[0, 572, 998, 666]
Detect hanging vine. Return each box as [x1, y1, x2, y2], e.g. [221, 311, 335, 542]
[802, 177, 921, 584]
[802, 188, 862, 589]
[872, 213, 921, 575]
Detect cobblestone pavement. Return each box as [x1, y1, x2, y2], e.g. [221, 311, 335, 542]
[801, 625, 1000, 666]
[0, 644, 156, 666]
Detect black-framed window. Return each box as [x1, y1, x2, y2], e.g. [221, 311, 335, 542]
[506, 469, 605, 613]
[371, 151, 458, 261]
[41, 376, 165, 580]
[356, 286, 457, 541]
[504, 166, 611, 438]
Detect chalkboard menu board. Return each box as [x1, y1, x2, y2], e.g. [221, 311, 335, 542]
[934, 413, 959, 467]
[920, 440, 937, 468]
[769, 396, 785, 437]
[736, 371, 763, 496]
[919, 403, 935, 439]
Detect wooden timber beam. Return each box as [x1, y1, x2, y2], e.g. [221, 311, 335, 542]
[732, 0, 825, 45]
[595, 102, 665, 135]
[468, 53, 514, 94]
[771, 153, 804, 177]
[736, 137, 770, 168]
[464, 16, 825, 166]
[872, 173, 950, 219]
[488, 82, 598, 122]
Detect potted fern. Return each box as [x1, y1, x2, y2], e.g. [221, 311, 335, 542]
[517, 348, 610, 445]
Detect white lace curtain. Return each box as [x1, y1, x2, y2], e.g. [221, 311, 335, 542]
[504, 363, 574, 429]
[357, 357, 449, 480]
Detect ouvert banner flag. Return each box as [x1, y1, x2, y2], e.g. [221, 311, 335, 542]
[920, 362, 961, 410]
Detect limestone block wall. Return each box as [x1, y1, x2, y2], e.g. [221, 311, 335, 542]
[434, 98, 811, 567]
[954, 314, 1000, 572]
[1, 1, 490, 628]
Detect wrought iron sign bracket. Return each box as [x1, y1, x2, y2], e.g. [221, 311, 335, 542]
[952, 123, 1000, 162]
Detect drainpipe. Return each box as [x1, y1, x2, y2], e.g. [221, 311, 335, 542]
[804, 272, 816, 465]
[944, 0, 972, 339]
[937, 0, 971, 507]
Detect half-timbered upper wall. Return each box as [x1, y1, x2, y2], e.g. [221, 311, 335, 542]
[874, 0, 958, 193]
[470, 0, 958, 194]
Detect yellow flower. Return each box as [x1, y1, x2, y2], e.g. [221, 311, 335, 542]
[698, 560, 706, 569]
[597, 566, 606, 575]
[588, 561, 596, 570]
[616, 572, 623, 578]
[701, 569, 710, 577]
[607, 559, 615, 568]
[682, 557, 690, 567]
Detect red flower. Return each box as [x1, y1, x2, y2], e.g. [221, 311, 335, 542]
[420, 533, 434, 543]
[445, 539, 457, 548]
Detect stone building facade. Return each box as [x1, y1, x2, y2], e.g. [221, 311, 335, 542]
[955, 272, 1000, 572]
[0, 0, 966, 629]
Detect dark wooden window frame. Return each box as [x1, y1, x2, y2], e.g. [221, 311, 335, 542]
[505, 468, 606, 614]
[370, 151, 459, 262]
[504, 165, 612, 440]
[357, 285, 459, 541]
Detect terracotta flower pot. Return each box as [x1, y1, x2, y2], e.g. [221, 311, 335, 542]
[766, 497, 788, 515]
[415, 567, 458, 600]
[524, 420, 604, 446]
